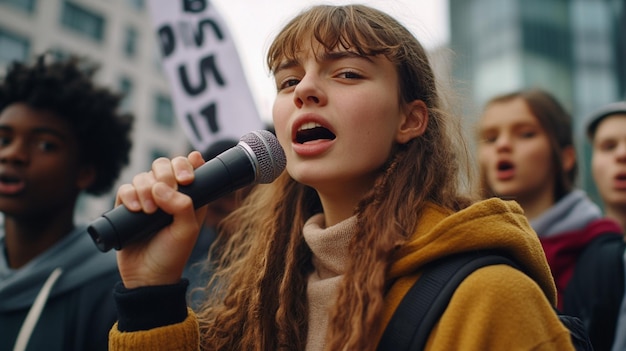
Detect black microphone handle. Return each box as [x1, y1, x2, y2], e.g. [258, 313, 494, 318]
[88, 146, 255, 252]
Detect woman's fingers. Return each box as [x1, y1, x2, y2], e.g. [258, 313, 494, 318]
[115, 182, 143, 210]
[187, 150, 206, 169]
[114, 152, 211, 288]
[116, 154, 203, 213]
[152, 182, 199, 242]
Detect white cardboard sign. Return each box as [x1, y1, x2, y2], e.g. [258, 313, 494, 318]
[148, 0, 264, 152]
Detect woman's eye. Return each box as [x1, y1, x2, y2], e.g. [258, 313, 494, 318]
[598, 141, 617, 152]
[520, 130, 536, 138]
[38, 140, 58, 152]
[338, 71, 362, 79]
[278, 78, 300, 90]
[0, 136, 11, 147]
[479, 134, 497, 144]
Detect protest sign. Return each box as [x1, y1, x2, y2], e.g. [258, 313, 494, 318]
[148, 0, 264, 152]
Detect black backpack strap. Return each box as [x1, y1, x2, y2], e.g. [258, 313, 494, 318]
[377, 251, 515, 351]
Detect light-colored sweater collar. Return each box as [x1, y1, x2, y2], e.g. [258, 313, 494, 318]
[302, 213, 357, 351]
[304, 213, 356, 279]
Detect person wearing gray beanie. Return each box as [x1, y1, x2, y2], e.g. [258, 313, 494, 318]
[585, 101, 626, 232]
[567, 100, 626, 351]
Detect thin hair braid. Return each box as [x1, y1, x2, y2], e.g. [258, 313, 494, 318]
[325, 149, 407, 350]
[275, 183, 313, 350]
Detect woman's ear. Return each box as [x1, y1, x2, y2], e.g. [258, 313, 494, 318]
[561, 145, 576, 173]
[396, 99, 429, 144]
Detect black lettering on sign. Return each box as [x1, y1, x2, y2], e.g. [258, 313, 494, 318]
[161, 1, 224, 56]
[186, 111, 202, 143]
[179, 19, 224, 48]
[194, 19, 224, 45]
[200, 102, 219, 133]
[186, 101, 219, 140]
[157, 25, 175, 58]
[183, 0, 206, 13]
[178, 54, 226, 96]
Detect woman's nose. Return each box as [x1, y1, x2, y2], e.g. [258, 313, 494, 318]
[494, 134, 512, 151]
[293, 74, 326, 108]
[615, 141, 626, 162]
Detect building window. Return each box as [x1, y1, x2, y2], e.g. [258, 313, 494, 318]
[118, 76, 133, 111]
[0, 0, 37, 14]
[0, 27, 30, 65]
[126, 0, 144, 11]
[152, 46, 164, 73]
[154, 94, 175, 128]
[123, 26, 138, 58]
[61, 1, 105, 42]
[149, 147, 169, 169]
[48, 47, 70, 62]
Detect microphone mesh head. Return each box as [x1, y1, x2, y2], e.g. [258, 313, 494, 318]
[240, 130, 286, 183]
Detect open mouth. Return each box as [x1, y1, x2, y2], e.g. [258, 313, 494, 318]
[295, 122, 336, 144]
[497, 161, 514, 171]
[0, 173, 25, 194]
[0, 174, 22, 185]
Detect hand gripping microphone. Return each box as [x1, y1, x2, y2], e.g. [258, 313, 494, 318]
[87, 130, 286, 252]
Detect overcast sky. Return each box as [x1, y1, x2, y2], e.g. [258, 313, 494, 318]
[208, 0, 450, 121]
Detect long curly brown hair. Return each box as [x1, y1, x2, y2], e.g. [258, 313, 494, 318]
[196, 4, 476, 350]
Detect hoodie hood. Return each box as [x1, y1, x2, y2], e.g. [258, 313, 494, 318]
[531, 189, 602, 237]
[388, 198, 556, 304]
[0, 226, 118, 312]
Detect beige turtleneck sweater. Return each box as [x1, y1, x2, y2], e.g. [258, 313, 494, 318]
[302, 213, 357, 351]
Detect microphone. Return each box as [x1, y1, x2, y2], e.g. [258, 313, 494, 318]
[87, 130, 286, 252]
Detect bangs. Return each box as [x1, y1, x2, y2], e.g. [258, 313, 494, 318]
[267, 5, 402, 72]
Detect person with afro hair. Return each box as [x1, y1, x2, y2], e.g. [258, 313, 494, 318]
[0, 53, 133, 351]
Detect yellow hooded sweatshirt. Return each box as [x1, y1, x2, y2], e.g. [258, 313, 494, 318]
[377, 198, 574, 350]
[109, 198, 574, 350]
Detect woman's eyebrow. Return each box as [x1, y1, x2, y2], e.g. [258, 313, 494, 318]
[274, 59, 299, 74]
[274, 50, 374, 74]
[319, 50, 373, 63]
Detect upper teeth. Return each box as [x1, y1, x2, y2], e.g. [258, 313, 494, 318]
[298, 122, 322, 131]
